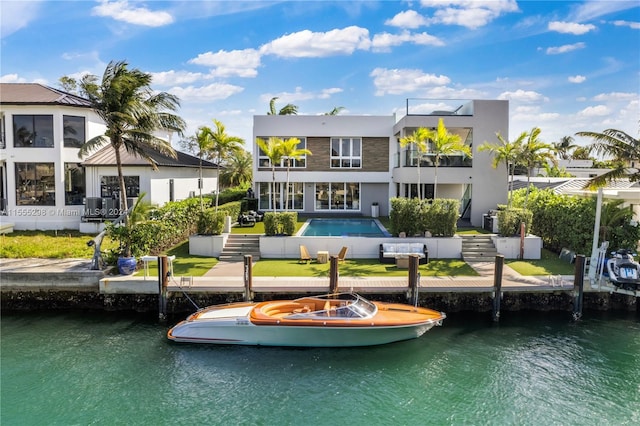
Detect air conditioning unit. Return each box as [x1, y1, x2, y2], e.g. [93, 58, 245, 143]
[84, 198, 103, 218]
[102, 198, 119, 218]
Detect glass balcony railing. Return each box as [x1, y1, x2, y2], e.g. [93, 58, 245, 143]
[399, 150, 472, 168]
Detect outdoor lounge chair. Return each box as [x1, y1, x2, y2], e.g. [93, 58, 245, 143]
[335, 246, 348, 263]
[299, 245, 312, 264]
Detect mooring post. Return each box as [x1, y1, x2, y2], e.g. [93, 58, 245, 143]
[329, 255, 339, 293]
[573, 254, 585, 321]
[244, 255, 253, 302]
[158, 255, 168, 322]
[493, 254, 504, 322]
[407, 254, 420, 305]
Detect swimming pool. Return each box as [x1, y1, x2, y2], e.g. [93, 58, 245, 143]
[299, 218, 391, 237]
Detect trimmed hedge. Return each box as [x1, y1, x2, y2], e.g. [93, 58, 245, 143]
[390, 198, 459, 237]
[263, 212, 297, 236]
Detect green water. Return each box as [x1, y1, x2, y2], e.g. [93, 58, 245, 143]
[1, 310, 638, 425]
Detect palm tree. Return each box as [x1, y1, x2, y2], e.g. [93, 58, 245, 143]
[279, 138, 312, 210]
[520, 127, 556, 208]
[78, 60, 186, 213]
[219, 150, 253, 189]
[267, 97, 298, 115]
[575, 128, 640, 188]
[552, 135, 578, 160]
[478, 131, 526, 209]
[429, 118, 472, 199]
[324, 106, 345, 115]
[193, 127, 215, 211]
[256, 137, 284, 212]
[202, 119, 244, 212]
[399, 127, 433, 200]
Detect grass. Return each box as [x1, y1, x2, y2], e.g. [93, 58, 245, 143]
[134, 240, 218, 277]
[0, 230, 119, 258]
[506, 249, 576, 275]
[252, 258, 478, 277]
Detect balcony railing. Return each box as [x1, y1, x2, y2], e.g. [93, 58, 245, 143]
[398, 150, 472, 168]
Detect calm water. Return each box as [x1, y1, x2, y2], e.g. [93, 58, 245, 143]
[300, 218, 389, 237]
[1, 310, 639, 425]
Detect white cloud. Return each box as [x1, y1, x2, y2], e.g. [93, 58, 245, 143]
[260, 26, 371, 58]
[546, 42, 586, 55]
[261, 86, 342, 104]
[548, 21, 596, 35]
[189, 49, 261, 78]
[593, 92, 638, 101]
[386, 10, 429, 28]
[150, 70, 206, 86]
[0, 0, 41, 38]
[578, 105, 611, 117]
[370, 68, 451, 96]
[612, 20, 640, 30]
[169, 83, 244, 103]
[420, 0, 519, 29]
[568, 75, 586, 83]
[92, 0, 174, 27]
[498, 89, 548, 103]
[0, 74, 27, 83]
[372, 30, 444, 51]
[318, 88, 343, 99]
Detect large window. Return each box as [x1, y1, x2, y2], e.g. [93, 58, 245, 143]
[63, 115, 86, 148]
[100, 176, 140, 198]
[258, 182, 304, 211]
[13, 115, 54, 147]
[331, 138, 361, 168]
[258, 137, 307, 168]
[315, 182, 360, 211]
[15, 163, 55, 205]
[65, 163, 85, 205]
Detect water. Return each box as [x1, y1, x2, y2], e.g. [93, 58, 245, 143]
[300, 218, 389, 237]
[2, 310, 639, 425]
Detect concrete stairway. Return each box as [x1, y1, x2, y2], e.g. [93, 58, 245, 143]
[461, 234, 498, 262]
[219, 234, 261, 261]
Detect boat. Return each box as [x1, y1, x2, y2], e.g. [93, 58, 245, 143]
[167, 292, 446, 347]
[606, 249, 640, 291]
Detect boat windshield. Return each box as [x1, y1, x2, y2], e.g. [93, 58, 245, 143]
[286, 294, 376, 320]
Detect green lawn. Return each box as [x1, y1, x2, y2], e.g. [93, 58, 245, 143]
[506, 248, 576, 276]
[134, 240, 217, 277]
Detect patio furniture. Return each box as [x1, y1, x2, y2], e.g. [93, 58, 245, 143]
[379, 243, 428, 264]
[299, 245, 312, 264]
[317, 250, 329, 264]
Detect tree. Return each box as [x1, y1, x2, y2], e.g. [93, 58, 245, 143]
[478, 131, 526, 209]
[256, 137, 284, 212]
[575, 128, 640, 188]
[219, 150, 253, 188]
[399, 127, 433, 200]
[571, 146, 592, 160]
[202, 119, 244, 212]
[324, 106, 345, 115]
[280, 138, 312, 210]
[428, 118, 472, 199]
[193, 127, 215, 211]
[519, 127, 556, 208]
[58, 76, 77, 94]
[78, 60, 185, 213]
[552, 135, 578, 160]
[267, 97, 298, 115]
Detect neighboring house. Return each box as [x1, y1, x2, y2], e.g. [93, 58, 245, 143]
[252, 99, 509, 227]
[534, 159, 609, 178]
[0, 83, 216, 231]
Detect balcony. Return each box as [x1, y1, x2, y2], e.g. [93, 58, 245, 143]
[398, 150, 472, 168]
[396, 99, 474, 121]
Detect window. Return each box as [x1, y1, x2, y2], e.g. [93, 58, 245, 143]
[100, 176, 140, 198]
[13, 115, 54, 147]
[15, 163, 55, 205]
[331, 138, 361, 168]
[63, 115, 86, 148]
[315, 182, 360, 211]
[258, 137, 307, 168]
[64, 163, 85, 205]
[258, 182, 304, 211]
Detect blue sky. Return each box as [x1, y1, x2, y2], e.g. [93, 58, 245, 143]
[1, 0, 638, 150]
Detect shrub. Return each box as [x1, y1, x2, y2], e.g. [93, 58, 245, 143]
[497, 208, 533, 237]
[197, 208, 226, 235]
[263, 212, 297, 235]
[390, 197, 459, 237]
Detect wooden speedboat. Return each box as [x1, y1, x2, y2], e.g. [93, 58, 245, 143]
[167, 292, 445, 347]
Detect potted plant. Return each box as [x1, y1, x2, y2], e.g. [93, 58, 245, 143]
[106, 193, 151, 275]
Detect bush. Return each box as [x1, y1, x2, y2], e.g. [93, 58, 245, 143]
[390, 197, 459, 237]
[263, 212, 297, 235]
[497, 208, 533, 237]
[197, 208, 226, 235]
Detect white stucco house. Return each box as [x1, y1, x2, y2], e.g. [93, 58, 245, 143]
[252, 99, 509, 227]
[0, 83, 218, 231]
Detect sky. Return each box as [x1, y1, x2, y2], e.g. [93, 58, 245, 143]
[1, 0, 639, 152]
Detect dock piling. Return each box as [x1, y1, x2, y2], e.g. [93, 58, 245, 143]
[244, 255, 253, 301]
[573, 254, 585, 321]
[408, 254, 420, 305]
[158, 255, 168, 322]
[329, 255, 339, 293]
[493, 255, 504, 322]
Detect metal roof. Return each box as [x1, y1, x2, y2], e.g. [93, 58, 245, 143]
[511, 177, 638, 193]
[0, 83, 92, 108]
[81, 144, 219, 169]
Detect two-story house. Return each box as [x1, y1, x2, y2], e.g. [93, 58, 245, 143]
[252, 99, 509, 227]
[0, 83, 218, 231]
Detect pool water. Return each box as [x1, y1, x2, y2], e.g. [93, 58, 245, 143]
[299, 218, 390, 237]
